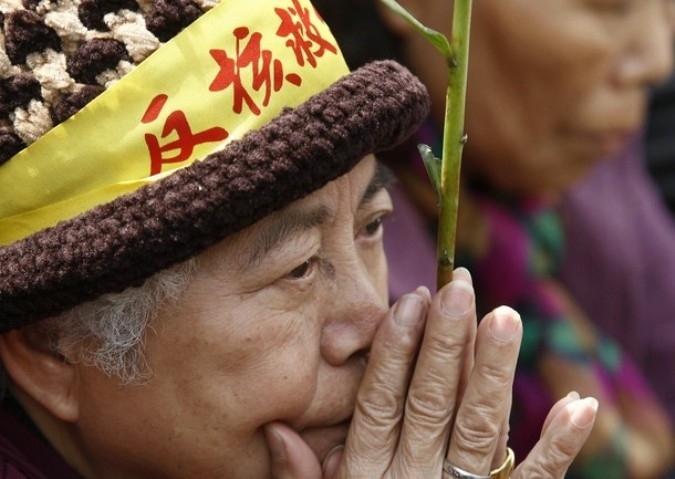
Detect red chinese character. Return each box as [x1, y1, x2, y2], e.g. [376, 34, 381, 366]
[209, 27, 301, 116]
[142, 94, 229, 175]
[275, 0, 338, 68]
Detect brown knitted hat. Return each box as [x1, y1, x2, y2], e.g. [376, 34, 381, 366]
[0, 0, 429, 332]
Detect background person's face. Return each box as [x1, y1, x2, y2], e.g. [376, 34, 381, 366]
[404, 0, 674, 197]
[69, 156, 392, 478]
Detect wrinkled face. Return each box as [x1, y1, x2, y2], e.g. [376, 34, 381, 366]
[71, 156, 391, 478]
[408, 0, 674, 197]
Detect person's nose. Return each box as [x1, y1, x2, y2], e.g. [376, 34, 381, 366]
[616, 1, 674, 88]
[319, 255, 389, 367]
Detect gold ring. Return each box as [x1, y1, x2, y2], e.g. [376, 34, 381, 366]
[442, 447, 515, 479]
[489, 447, 515, 479]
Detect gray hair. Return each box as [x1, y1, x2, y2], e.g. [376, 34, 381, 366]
[0, 258, 198, 392]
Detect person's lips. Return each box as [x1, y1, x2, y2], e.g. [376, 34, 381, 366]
[299, 418, 351, 462]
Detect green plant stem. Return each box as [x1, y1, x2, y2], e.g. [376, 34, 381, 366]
[437, 0, 472, 291]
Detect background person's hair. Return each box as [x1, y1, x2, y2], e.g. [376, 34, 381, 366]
[0, 258, 198, 394]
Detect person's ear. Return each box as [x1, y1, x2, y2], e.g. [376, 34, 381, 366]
[374, 0, 426, 36]
[0, 328, 78, 422]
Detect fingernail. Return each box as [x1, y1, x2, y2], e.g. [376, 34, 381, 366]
[570, 397, 599, 429]
[488, 306, 521, 343]
[453, 267, 472, 284]
[394, 293, 424, 326]
[415, 285, 431, 302]
[440, 280, 474, 319]
[265, 428, 287, 462]
[322, 445, 343, 477]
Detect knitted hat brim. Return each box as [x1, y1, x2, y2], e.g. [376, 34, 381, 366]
[0, 60, 429, 331]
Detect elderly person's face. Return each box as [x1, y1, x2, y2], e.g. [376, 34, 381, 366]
[398, 0, 674, 197]
[65, 155, 390, 477]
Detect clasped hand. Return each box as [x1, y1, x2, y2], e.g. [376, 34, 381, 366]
[266, 268, 597, 478]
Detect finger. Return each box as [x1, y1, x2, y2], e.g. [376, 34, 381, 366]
[451, 269, 478, 409]
[339, 288, 429, 476]
[513, 396, 598, 479]
[393, 269, 477, 474]
[492, 407, 510, 470]
[541, 391, 581, 435]
[446, 306, 522, 475]
[265, 422, 322, 479]
[321, 447, 343, 479]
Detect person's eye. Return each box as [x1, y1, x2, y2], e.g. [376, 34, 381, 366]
[358, 213, 390, 240]
[589, 0, 636, 15]
[284, 257, 317, 281]
[364, 217, 383, 237]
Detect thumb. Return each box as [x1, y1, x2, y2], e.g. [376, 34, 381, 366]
[264, 422, 322, 479]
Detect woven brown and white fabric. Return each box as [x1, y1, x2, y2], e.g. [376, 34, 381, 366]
[0, 0, 210, 164]
[0, 0, 430, 330]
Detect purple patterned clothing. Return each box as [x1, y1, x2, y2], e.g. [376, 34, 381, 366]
[561, 134, 675, 420]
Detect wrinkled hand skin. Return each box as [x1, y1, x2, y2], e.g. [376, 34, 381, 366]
[265, 268, 598, 479]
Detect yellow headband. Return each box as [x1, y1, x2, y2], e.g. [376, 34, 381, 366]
[0, 0, 348, 246]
